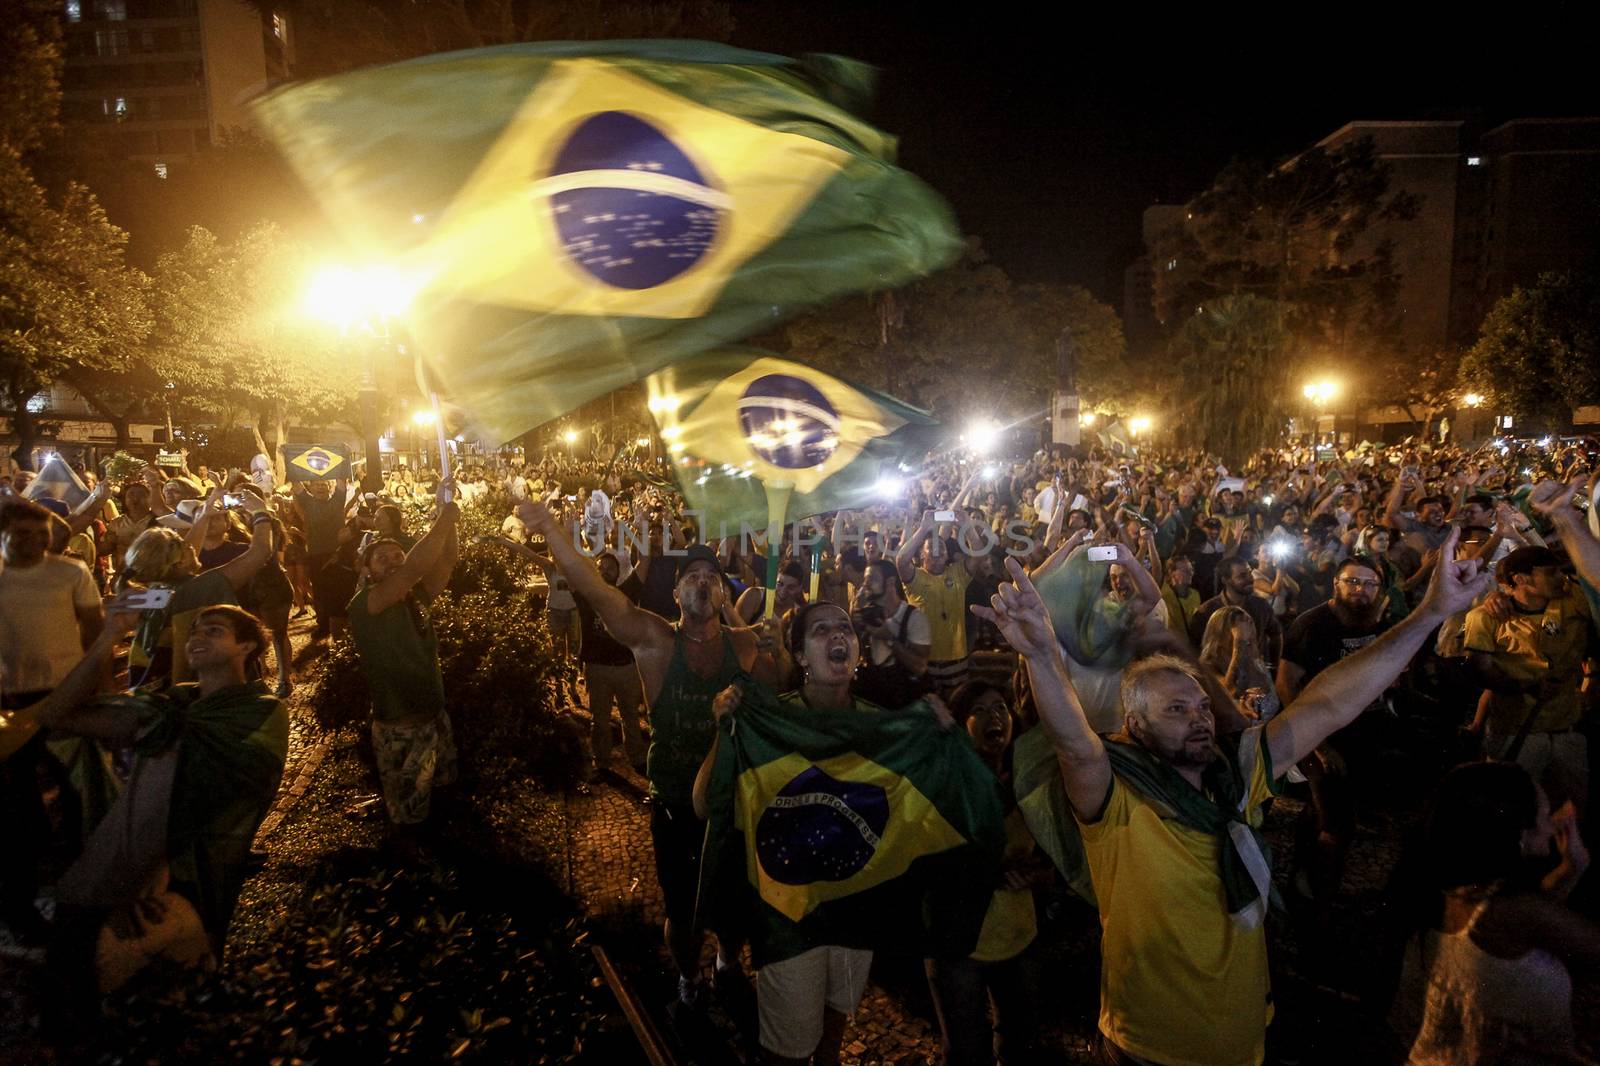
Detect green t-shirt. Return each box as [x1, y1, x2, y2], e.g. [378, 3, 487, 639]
[347, 584, 447, 724]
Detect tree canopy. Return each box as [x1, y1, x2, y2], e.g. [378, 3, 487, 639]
[1460, 271, 1600, 420]
[148, 223, 360, 463]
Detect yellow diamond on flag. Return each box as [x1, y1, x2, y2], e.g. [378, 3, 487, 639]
[288, 446, 345, 479]
[412, 59, 852, 320]
[736, 751, 967, 923]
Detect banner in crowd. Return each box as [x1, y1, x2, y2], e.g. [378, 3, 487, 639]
[645, 348, 940, 532]
[155, 452, 184, 470]
[23, 454, 90, 508]
[251, 40, 962, 443]
[280, 444, 349, 482]
[697, 684, 1005, 967]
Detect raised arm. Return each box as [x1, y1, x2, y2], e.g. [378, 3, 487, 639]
[1266, 526, 1487, 771]
[67, 478, 112, 537]
[365, 479, 461, 613]
[896, 510, 935, 584]
[1113, 540, 1161, 618]
[973, 556, 1111, 821]
[1530, 478, 1600, 590]
[518, 499, 669, 650]
[419, 519, 458, 601]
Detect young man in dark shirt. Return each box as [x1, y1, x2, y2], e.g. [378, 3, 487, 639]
[1275, 553, 1394, 952]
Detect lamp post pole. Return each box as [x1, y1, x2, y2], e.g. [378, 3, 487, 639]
[358, 333, 384, 494]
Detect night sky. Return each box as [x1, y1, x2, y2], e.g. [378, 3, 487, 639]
[728, 3, 1599, 303]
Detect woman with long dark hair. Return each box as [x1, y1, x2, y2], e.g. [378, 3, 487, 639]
[1392, 761, 1598, 1064]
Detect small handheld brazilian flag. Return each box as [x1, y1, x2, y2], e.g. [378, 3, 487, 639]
[697, 681, 1006, 967]
[251, 40, 963, 443]
[647, 348, 940, 533]
[281, 444, 348, 482]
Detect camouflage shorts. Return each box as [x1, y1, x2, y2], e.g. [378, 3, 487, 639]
[371, 712, 458, 825]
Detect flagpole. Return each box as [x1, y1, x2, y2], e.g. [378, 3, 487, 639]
[762, 481, 792, 620]
[431, 392, 450, 481]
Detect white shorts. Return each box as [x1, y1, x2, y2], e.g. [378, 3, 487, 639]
[757, 945, 873, 1059]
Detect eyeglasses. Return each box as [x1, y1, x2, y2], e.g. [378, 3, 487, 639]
[1337, 577, 1381, 590]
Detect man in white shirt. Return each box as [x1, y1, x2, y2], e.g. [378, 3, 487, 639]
[0, 499, 104, 943]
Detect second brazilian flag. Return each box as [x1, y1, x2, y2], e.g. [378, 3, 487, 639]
[646, 348, 941, 532]
[251, 40, 962, 443]
[697, 682, 1007, 967]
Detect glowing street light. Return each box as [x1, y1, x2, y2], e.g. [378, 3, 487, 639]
[1128, 416, 1152, 436]
[1302, 380, 1340, 406]
[562, 429, 578, 444]
[1462, 392, 1484, 408]
[635, 437, 651, 447]
[1080, 411, 1098, 427]
[303, 264, 421, 328]
[966, 418, 1000, 454]
[411, 409, 437, 427]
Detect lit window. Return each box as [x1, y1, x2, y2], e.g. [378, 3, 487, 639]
[272, 12, 286, 38]
[1166, 258, 1178, 271]
[27, 395, 49, 413]
[1466, 156, 1482, 166]
[65, 0, 81, 20]
[114, 97, 128, 118]
[154, 162, 169, 179]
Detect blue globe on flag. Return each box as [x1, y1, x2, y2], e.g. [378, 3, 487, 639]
[547, 110, 723, 290]
[756, 766, 889, 885]
[737, 374, 842, 469]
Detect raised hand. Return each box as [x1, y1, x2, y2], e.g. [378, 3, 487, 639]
[1528, 477, 1585, 523]
[971, 556, 1060, 661]
[1418, 526, 1490, 619]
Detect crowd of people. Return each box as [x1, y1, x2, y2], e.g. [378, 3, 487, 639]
[2, 432, 1599, 1063]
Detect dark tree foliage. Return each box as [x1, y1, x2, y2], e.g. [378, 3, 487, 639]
[1461, 272, 1600, 420]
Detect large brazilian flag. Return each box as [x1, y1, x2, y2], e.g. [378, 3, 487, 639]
[251, 40, 963, 443]
[698, 682, 1006, 967]
[647, 348, 940, 533]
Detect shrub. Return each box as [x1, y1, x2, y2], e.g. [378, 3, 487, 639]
[308, 590, 581, 788]
[447, 539, 539, 602]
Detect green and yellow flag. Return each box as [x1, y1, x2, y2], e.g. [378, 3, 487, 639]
[251, 40, 963, 443]
[698, 682, 1006, 967]
[647, 348, 940, 533]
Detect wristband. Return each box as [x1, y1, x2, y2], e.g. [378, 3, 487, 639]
[251, 513, 273, 525]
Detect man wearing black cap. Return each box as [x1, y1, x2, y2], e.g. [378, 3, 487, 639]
[517, 500, 788, 1011]
[1464, 543, 1594, 812]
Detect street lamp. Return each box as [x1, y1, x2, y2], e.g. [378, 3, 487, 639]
[1079, 411, 1098, 428]
[1128, 416, 1152, 436]
[1301, 379, 1340, 444]
[303, 263, 424, 493]
[1462, 393, 1484, 408]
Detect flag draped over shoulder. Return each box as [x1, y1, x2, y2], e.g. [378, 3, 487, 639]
[647, 348, 939, 532]
[251, 40, 963, 443]
[698, 681, 1006, 968]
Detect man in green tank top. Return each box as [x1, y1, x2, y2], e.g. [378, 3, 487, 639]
[519, 500, 789, 1011]
[348, 478, 460, 833]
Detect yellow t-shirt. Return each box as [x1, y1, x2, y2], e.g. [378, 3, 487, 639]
[1463, 588, 1593, 735]
[971, 807, 1038, 963]
[1077, 736, 1279, 1066]
[906, 561, 970, 662]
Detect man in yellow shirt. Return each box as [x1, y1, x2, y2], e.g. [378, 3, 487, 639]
[896, 509, 974, 697]
[972, 529, 1489, 1065]
[1464, 544, 1594, 814]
